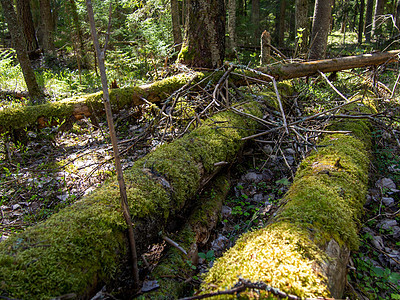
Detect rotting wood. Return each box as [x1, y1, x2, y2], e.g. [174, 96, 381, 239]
[198, 93, 377, 299]
[0, 50, 398, 133]
[0, 99, 263, 299]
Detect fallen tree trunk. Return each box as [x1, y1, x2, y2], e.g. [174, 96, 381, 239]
[0, 99, 262, 299]
[256, 49, 400, 81]
[140, 173, 230, 299]
[198, 94, 376, 299]
[0, 72, 201, 131]
[0, 50, 398, 132]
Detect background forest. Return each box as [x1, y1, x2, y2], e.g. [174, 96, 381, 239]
[0, 0, 399, 102]
[0, 0, 400, 300]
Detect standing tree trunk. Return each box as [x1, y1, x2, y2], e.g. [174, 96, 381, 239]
[365, 0, 374, 42]
[178, 0, 225, 68]
[39, 0, 55, 55]
[171, 0, 182, 53]
[251, 0, 260, 46]
[0, 0, 44, 104]
[358, 0, 365, 44]
[68, 0, 87, 68]
[16, 0, 39, 53]
[227, 0, 237, 51]
[372, 0, 386, 36]
[295, 0, 309, 56]
[277, 0, 286, 47]
[309, 0, 334, 60]
[396, 0, 400, 30]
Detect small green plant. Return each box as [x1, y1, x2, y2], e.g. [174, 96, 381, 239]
[186, 259, 197, 270]
[198, 250, 215, 263]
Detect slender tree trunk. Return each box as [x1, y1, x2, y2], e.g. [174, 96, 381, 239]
[309, 0, 334, 60]
[278, 0, 286, 47]
[39, 0, 55, 55]
[365, 0, 374, 42]
[372, 0, 386, 36]
[85, 0, 140, 290]
[0, 0, 44, 104]
[251, 0, 260, 46]
[358, 0, 366, 43]
[171, 0, 182, 53]
[16, 0, 39, 53]
[178, 0, 225, 68]
[68, 0, 87, 68]
[295, 0, 309, 55]
[227, 0, 237, 51]
[237, 0, 245, 16]
[396, 0, 400, 30]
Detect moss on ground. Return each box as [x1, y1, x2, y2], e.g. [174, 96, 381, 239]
[200, 94, 376, 298]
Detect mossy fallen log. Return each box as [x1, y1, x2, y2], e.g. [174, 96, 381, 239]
[0, 101, 262, 299]
[141, 173, 230, 299]
[199, 95, 377, 299]
[0, 72, 201, 131]
[0, 50, 397, 133]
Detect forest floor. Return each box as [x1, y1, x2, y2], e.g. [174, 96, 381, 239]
[0, 67, 400, 299]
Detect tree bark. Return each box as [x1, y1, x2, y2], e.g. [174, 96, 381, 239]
[365, 0, 374, 42]
[358, 0, 366, 44]
[68, 0, 87, 68]
[227, 0, 237, 51]
[0, 0, 44, 104]
[295, 0, 310, 56]
[16, 0, 39, 53]
[309, 0, 334, 60]
[171, 0, 182, 53]
[178, 0, 225, 68]
[277, 0, 286, 47]
[251, 0, 260, 46]
[39, 0, 55, 55]
[396, 0, 400, 30]
[372, 0, 386, 37]
[260, 30, 271, 65]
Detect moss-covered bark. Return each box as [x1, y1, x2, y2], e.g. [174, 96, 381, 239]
[143, 174, 230, 299]
[0, 100, 262, 299]
[199, 94, 377, 299]
[0, 72, 201, 131]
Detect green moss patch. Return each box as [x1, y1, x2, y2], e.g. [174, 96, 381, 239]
[201, 223, 330, 299]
